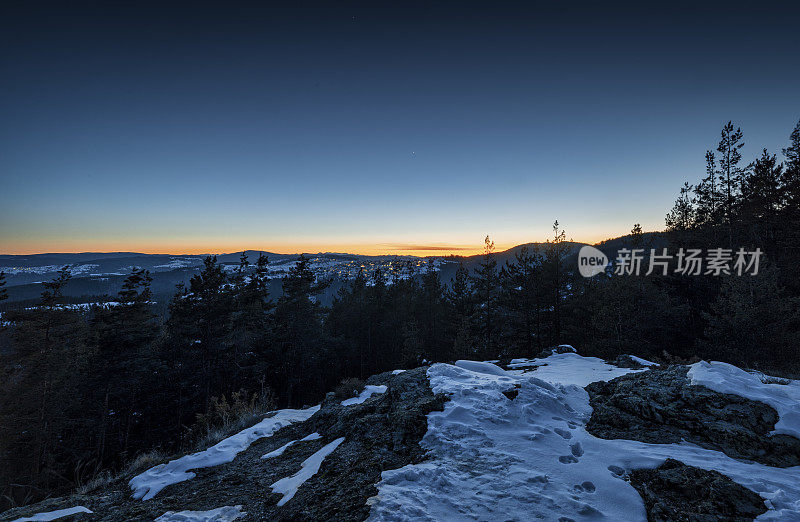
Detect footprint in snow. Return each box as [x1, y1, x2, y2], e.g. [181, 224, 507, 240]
[607, 465, 625, 477]
[553, 428, 572, 439]
[570, 442, 584, 457]
[573, 481, 596, 493]
[559, 455, 579, 464]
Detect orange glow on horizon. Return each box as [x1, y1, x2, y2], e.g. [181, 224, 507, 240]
[0, 229, 643, 258]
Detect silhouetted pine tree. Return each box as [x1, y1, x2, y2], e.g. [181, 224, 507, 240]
[0, 271, 7, 302]
[543, 221, 570, 345]
[716, 122, 746, 245]
[227, 252, 275, 391]
[470, 236, 500, 358]
[420, 259, 447, 362]
[0, 268, 91, 506]
[779, 119, 800, 293]
[273, 254, 329, 406]
[499, 244, 543, 356]
[89, 268, 157, 467]
[740, 149, 783, 250]
[703, 265, 800, 369]
[447, 262, 473, 359]
[694, 151, 721, 231]
[665, 182, 696, 247]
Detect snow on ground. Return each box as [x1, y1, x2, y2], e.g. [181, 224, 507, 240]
[154, 505, 245, 521]
[262, 432, 322, 459]
[392, 369, 406, 375]
[628, 355, 659, 366]
[688, 361, 800, 439]
[341, 385, 387, 406]
[11, 506, 93, 522]
[507, 352, 647, 386]
[367, 356, 800, 521]
[130, 406, 320, 500]
[271, 437, 345, 507]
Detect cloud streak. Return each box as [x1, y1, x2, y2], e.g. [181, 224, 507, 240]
[380, 244, 473, 251]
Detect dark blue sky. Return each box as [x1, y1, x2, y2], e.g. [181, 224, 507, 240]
[1, 2, 798, 254]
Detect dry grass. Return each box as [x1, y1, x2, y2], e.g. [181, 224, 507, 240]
[191, 389, 277, 450]
[334, 377, 365, 401]
[74, 448, 168, 495]
[76, 470, 114, 494]
[123, 449, 169, 476]
[73, 389, 278, 497]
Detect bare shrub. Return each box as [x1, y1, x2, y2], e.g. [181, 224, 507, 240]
[191, 388, 277, 450]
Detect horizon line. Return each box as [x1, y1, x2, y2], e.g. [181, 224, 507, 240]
[0, 231, 659, 258]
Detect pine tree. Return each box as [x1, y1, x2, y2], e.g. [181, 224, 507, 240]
[703, 265, 800, 371]
[1, 269, 90, 505]
[41, 266, 71, 306]
[740, 149, 782, 248]
[665, 182, 696, 246]
[420, 259, 446, 361]
[89, 268, 157, 465]
[716, 121, 746, 245]
[778, 119, 800, 293]
[470, 236, 500, 358]
[694, 151, 721, 228]
[447, 262, 473, 359]
[782, 119, 800, 206]
[0, 271, 7, 302]
[273, 254, 329, 406]
[500, 244, 543, 356]
[543, 221, 570, 345]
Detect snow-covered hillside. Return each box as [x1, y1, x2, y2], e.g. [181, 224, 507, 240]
[4, 352, 799, 522]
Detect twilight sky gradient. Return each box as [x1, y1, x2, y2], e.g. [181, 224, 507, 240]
[1, 2, 798, 256]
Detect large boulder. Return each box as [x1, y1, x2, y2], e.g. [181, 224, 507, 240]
[586, 366, 800, 467]
[629, 459, 767, 521]
[537, 344, 577, 358]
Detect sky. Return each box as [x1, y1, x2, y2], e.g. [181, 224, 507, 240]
[1, 2, 798, 256]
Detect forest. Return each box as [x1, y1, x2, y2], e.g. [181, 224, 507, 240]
[1, 119, 799, 510]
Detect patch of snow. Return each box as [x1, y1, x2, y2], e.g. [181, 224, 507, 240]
[154, 505, 245, 521]
[130, 406, 320, 500]
[454, 360, 512, 377]
[12, 506, 93, 521]
[153, 258, 202, 270]
[628, 355, 659, 366]
[341, 385, 387, 406]
[391, 369, 406, 375]
[688, 361, 800, 439]
[261, 432, 322, 459]
[368, 358, 800, 521]
[271, 437, 345, 506]
[525, 352, 648, 387]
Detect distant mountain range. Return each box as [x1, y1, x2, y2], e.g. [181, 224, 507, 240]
[0, 232, 663, 305]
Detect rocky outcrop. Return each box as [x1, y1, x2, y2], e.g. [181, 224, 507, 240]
[0, 368, 446, 522]
[536, 344, 576, 358]
[610, 355, 653, 369]
[629, 459, 767, 521]
[586, 365, 800, 467]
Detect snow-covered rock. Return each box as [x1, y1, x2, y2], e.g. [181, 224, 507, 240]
[4, 354, 799, 521]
